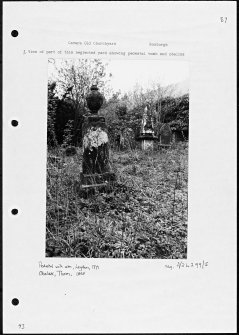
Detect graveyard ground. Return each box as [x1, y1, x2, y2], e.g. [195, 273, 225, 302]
[46, 142, 188, 258]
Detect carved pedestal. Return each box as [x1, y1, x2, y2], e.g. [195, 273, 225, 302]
[137, 134, 158, 151]
[80, 85, 115, 191]
[137, 105, 157, 150]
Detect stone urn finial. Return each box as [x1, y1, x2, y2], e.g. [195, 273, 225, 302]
[86, 85, 104, 114]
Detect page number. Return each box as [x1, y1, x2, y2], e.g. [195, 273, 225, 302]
[220, 17, 227, 23]
[18, 324, 25, 330]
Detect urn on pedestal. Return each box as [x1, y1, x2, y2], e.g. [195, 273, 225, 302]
[80, 85, 115, 192]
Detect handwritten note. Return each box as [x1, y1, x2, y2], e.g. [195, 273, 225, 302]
[38, 262, 100, 277]
[38, 260, 209, 278]
[165, 260, 209, 270]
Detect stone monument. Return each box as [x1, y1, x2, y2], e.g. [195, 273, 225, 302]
[159, 123, 173, 148]
[80, 85, 115, 190]
[137, 105, 158, 150]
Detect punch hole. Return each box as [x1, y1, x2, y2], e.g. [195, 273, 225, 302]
[12, 298, 19, 306]
[11, 209, 18, 215]
[11, 120, 18, 127]
[11, 30, 18, 37]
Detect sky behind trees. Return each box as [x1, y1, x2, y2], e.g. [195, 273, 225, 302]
[107, 59, 189, 94]
[48, 58, 189, 97]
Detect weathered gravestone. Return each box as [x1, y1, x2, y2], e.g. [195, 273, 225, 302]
[80, 85, 115, 190]
[159, 123, 173, 148]
[137, 105, 158, 150]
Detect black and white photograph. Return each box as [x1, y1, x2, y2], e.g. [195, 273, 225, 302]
[46, 58, 189, 258]
[3, 1, 236, 333]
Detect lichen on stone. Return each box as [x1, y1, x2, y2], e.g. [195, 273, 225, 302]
[83, 127, 108, 151]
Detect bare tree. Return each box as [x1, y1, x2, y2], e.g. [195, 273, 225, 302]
[48, 59, 112, 145]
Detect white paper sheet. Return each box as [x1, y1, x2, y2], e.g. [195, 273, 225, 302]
[3, 1, 237, 333]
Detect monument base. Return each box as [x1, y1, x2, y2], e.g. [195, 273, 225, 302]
[80, 172, 116, 188]
[159, 143, 171, 149]
[74, 173, 116, 198]
[141, 139, 154, 150]
[137, 134, 158, 151]
[77, 172, 116, 197]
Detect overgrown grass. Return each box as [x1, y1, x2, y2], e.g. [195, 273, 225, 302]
[46, 143, 188, 258]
